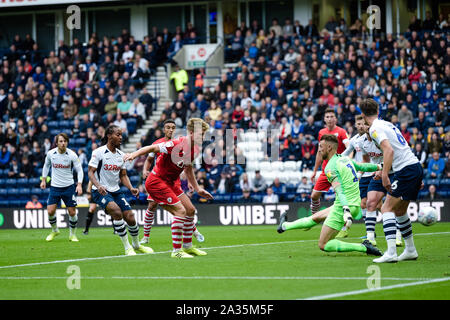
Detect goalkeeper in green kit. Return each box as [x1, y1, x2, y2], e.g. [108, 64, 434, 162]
[278, 134, 382, 256]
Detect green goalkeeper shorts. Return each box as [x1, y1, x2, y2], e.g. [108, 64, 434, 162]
[324, 205, 362, 231]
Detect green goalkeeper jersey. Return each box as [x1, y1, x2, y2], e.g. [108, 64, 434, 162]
[324, 154, 379, 207]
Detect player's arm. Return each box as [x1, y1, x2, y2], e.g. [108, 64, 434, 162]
[40, 153, 51, 189]
[88, 165, 107, 196]
[327, 168, 350, 210]
[184, 165, 213, 200]
[142, 154, 155, 179]
[120, 169, 139, 197]
[378, 140, 394, 192]
[311, 150, 323, 182]
[124, 144, 161, 162]
[72, 154, 84, 195]
[341, 142, 355, 158]
[351, 160, 381, 172]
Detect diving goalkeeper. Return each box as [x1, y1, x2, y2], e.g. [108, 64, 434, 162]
[278, 134, 382, 256]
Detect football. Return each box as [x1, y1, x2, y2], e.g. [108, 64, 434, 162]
[417, 206, 438, 226]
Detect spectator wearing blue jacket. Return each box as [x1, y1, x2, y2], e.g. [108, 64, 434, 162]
[426, 152, 445, 179]
[0, 146, 11, 169]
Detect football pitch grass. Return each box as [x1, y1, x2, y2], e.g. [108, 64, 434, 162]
[0, 223, 449, 300]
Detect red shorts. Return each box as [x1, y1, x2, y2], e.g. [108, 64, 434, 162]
[313, 172, 331, 192]
[145, 174, 184, 205]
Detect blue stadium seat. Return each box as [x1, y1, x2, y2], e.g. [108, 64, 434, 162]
[7, 188, 20, 197]
[47, 121, 58, 129]
[0, 178, 5, 186]
[0, 200, 9, 207]
[126, 118, 137, 134]
[41, 188, 50, 197]
[62, 129, 72, 136]
[50, 129, 60, 137]
[440, 178, 450, 189]
[0, 169, 5, 177]
[35, 168, 43, 176]
[18, 188, 31, 199]
[59, 120, 70, 128]
[129, 175, 140, 185]
[425, 179, 440, 187]
[0, 188, 7, 199]
[17, 178, 28, 187]
[75, 137, 87, 146]
[9, 200, 22, 208]
[31, 188, 42, 197]
[5, 178, 17, 188]
[28, 177, 41, 186]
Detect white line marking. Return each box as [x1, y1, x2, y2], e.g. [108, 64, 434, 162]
[0, 276, 436, 281]
[302, 277, 450, 300]
[0, 231, 448, 270]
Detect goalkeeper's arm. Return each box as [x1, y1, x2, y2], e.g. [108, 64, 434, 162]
[331, 180, 349, 207]
[351, 160, 381, 173]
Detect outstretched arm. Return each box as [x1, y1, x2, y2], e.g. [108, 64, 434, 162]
[124, 144, 161, 162]
[351, 160, 381, 173]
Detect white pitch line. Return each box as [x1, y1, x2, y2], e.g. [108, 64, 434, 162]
[0, 231, 449, 270]
[302, 277, 450, 300]
[0, 276, 436, 281]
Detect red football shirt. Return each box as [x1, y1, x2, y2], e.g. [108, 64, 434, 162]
[149, 137, 181, 184]
[318, 125, 349, 169]
[151, 136, 199, 182]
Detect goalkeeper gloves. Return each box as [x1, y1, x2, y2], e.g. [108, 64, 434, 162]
[343, 206, 353, 229]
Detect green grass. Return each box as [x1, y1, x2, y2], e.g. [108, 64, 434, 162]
[0, 222, 449, 300]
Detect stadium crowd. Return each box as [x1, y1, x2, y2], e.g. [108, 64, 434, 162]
[0, 13, 450, 207]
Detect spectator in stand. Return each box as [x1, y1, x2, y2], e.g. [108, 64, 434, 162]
[0, 146, 10, 169]
[445, 153, 450, 178]
[301, 152, 315, 171]
[412, 143, 427, 167]
[117, 95, 132, 118]
[129, 98, 146, 127]
[426, 184, 442, 200]
[113, 113, 128, 140]
[252, 170, 266, 194]
[397, 105, 414, 125]
[426, 152, 445, 179]
[296, 176, 312, 194]
[25, 195, 43, 209]
[427, 132, 443, 155]
[271, 178, 286, 195]
[214, 171, 233, 194]
[262, 187, 279, 204]
[239, 172, 253, 191]
[236, 189, 257, 203]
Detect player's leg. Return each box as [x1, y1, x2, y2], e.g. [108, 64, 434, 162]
[114, 193, 153, 254]
[278, 206, 331, 233]
[83, 198, 97, 235]
[160, 202, 193, 258]
[67, 207, 79, 242]
[178, 193, 206, 256]
[62, 184, 79, 242]
[366, 190, 385, 245]
[374, 163, 423, 263]
[45, 203, 60, 241]
[319, 206, 381, 256]
[373, 194, 402, 263]
[192, 209, 205, 242]
[140, 199, 158, 244]
[394, 200, 418, 261]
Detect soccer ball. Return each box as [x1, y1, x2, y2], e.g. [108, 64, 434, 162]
[417, 206, 438, 226]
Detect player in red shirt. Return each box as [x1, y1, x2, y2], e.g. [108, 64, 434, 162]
[140, 120, 204, 245]
[124, 118, 213, 258]
[310, 108, 349, 217]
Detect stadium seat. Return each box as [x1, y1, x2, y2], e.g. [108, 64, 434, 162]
[425, 179, 440, 187]
[257, 130, 267, 141]
[31, 188, 42, 197]
[47, 121, 58, 129]
[126, 118, 137, 134]
[296, 161, 303, 170]
[0, 178, 5, 186]
[17, 178, 28, 187]
[244, 131, 258, 142]
[59, 120, 70, 128]
[259, 161, 271, 172]
[18, 188, 31, 199]
[0, 169, 5, 177]
[129, 175, 140, 185]
[50, 129, 60, 137]
[245, 161, 259, 172]
[9, 200, 22, 208]
[271, 161, 284, 172]
[0, 200, 9, 207]
[5, 178, 17, 187]
[284, 161, 297, 172]
[7, 188, 20, 197]
[28, 177, 41, 187]
[0, 188, 7, 199]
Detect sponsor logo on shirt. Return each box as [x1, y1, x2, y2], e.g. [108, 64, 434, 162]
[53, 163, 71, 169]
[103, 164, 121, 171]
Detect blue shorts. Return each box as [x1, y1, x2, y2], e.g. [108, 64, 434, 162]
[390, 162, 423, 201]
[359, 176, 372, 199]
[91, 189, 132, 212]
[47, 184, 77, 207]
[368, 174, 394, 195]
